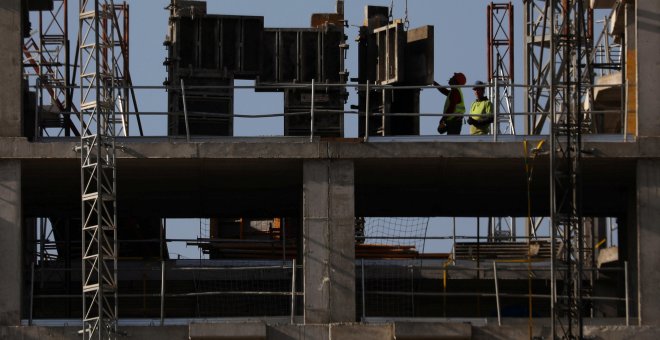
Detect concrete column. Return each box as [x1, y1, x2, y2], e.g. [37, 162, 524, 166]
[637, 160, 660, 325]
[625, 1, 636, 135]
[636, 1, 660, 136]
[0, 161, 22, 325]
[0, 0, 23, 136]
[303, 160, 355, 323]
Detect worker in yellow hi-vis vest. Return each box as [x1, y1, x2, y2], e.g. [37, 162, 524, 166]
[433, 72, 466, 135]
[467, 80, 494, 135]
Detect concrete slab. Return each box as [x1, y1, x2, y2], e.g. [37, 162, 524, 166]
[267, 324, 329, 340]
[584, 325, 660, 340]
[394, 322, 472, 339]
[0, 137, 650, 160]
[593, 72, 623, 107]
[189, 321, 267, 339]
[329, 323, 394, 340]
[0, 326, 189, 340]
[597, 246, 619, 268]
[472, 325, 551, 340]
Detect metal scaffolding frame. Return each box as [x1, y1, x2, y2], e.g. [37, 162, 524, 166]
[23, 0, 80, 137]
[488, 1, 515, 136]
[533, 0, 592, 338]
[524, 0, 593, 136]
[79, 0, 119, 338]
[488, 2, 516, 243]
[100, 2, 140, 137]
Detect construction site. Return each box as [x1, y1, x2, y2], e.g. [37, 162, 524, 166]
[1, 0, 660, 339]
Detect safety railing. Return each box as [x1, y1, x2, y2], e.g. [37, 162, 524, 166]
[29, 80, 631, 142]
[25, 256, 300, 325]
[24, 224, 631, 326]
[357, 258, 632, 326]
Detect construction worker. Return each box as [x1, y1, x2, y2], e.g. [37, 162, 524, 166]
[467, 80, 493, 135]
[433, 72, 466, 135]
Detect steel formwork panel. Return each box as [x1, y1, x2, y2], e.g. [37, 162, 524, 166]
[258, 28, 343, 85]
[374, 22, 405, 85]
[169, 15, 264, 77]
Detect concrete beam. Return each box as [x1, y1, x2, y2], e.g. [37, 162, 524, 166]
[330, 323, 393, 340]
[0, 161, 21, 325]
[0, 326, 189, 339]
[0, 137, 651, 160]
[189, 321, 266, 339]
[636, 1, 660, 136]
[394, 322, 471, 339]
[636, 160, 660, 325]
[267, 324, 329, 340]
[303, 160, 355, 323]
[0, 0, 22, 136]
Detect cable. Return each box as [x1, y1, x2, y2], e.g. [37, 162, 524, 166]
[389, 0, 394, 21]
[404, 0, 410, 29]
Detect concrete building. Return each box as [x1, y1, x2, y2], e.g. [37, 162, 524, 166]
[2, 0, 660, 339]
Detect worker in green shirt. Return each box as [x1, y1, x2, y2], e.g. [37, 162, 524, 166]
[467, 80, 494, 135]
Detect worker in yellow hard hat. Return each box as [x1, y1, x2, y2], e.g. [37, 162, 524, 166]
[433, 72, 466, 135]
[467, 80, 494, 135]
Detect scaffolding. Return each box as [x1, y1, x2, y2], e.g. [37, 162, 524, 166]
[488, 2, 516, 242]
[488, 2, 515, 136]
[13, 0, 632, 335]
[79, 0, 119, 338]
[23, 0, 79, 137]
[525, 0, 594, 338]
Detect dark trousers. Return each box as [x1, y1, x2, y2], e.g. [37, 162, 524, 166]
[438, 118, 462, 135]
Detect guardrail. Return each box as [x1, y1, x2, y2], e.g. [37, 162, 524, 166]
[30, 80, 630, 142]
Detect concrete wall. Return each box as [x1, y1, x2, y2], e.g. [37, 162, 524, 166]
[636, 0, 660, 136]
[0, 0, 22, 136]
[0, 161, 22, 325]
[636, 160, 660, 326]
[302, 160, 355, 323]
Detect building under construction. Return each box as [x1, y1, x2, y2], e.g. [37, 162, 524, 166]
[1, 0, 660, 339]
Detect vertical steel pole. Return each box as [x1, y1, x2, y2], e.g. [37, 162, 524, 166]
[509, 2, 515, 83]
[35, 78, 41, 139]
[494, 78, 499, 142]
[310, 80, 315, 142]
[365, 82, 370, 142]
[549, 1, 557, 338]
[493, 261, 501, 326]
[381, 87, 386, 136]
[624, 260, 629, 326]
[29, 262, 35, 325]
[452, 217, 456, 263]
[160, 260, 165, 326]
[487, 3, 493, 81]
[410, 265, 415, 316]
[361, 258, 366, 321]
[282, 219, 287, 262]
[290, 259, 296, 324]
[180, 79, 190, 142]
